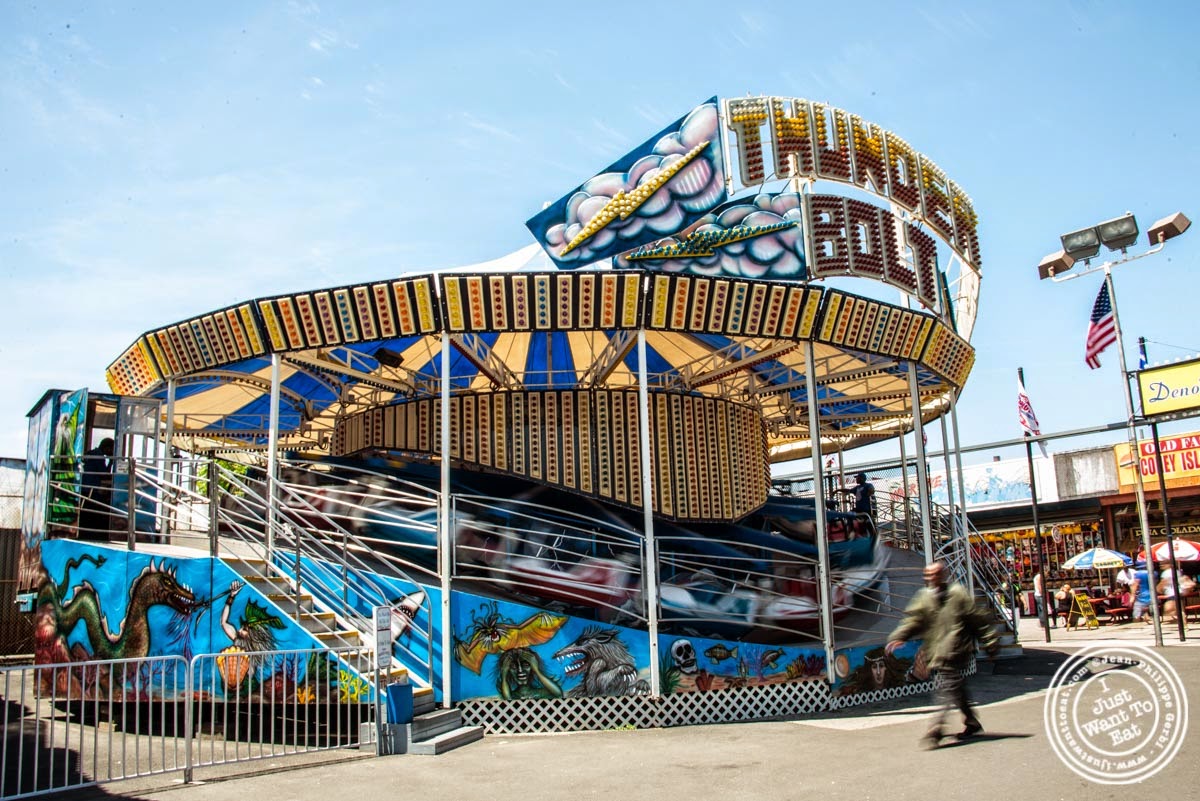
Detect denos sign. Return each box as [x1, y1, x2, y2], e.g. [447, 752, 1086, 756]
[1138, 357, 1200, 419]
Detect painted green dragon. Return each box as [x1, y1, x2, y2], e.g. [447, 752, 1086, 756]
[34, 553, 196, 664]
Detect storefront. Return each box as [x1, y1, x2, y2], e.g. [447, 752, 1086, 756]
[1109, 429, 1200, 556]
[972, 520, 1107, 586]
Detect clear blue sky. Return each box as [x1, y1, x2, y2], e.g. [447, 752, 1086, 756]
[3, 2, 1199, 465]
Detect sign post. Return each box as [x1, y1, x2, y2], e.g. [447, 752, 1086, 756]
[373, 605, 391, 754]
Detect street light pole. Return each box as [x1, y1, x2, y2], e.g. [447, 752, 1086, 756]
[1038, 213, 1191, 647]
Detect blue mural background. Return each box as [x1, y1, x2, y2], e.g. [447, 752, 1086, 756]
[35, 540, 355, 700]
[657, 630, 825, 694]
[832, 640, 925, 698]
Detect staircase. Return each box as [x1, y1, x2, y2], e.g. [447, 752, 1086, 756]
[406, 690, 485, 755]
[361, 686, 485, 755]
[886, 496, 1025, 660]
[163, 459, 485, 756]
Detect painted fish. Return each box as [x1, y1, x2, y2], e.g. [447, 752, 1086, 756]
[760, 649, 784, 669]
[704, 644, 738, 665]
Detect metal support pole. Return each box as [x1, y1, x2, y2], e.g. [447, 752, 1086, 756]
[439, 333, 453, 707]
[266, 353, 282, 568]
[949, 394, 975, 599]
[939, 412, 955, 522]
[636, 329, 661, 697]
[126, 457, 137, 551]
[208, 457, 220, 557]
[1104, 269, 1162, 646]
[1149, 420, 1185, 642]
[897, 426, 911, 549]
[163, 379, 176, 542]
[907, 364, 933, 559]
[804, 342, 837, 676]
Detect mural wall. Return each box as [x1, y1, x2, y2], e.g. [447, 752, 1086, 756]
[19, 393, 55, 591]
[831, 640, 925, 698]
[32, 540, 359, 703]
[449, 591, 832, 701]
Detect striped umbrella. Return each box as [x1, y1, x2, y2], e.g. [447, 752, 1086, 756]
[1060, 547, 1133, 570]
[1138, 539, 1200, 563]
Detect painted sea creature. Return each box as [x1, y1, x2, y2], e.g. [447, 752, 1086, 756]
[35, 554, 196, 664]
[390, 589, 427, 642]
[703, 643, 738, 665]
[554, 626, 648, 697]
[454, 601, 567, 675]
[760, 649, 785, 670]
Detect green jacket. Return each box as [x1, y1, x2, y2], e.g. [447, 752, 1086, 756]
[889, 583, 998, 670]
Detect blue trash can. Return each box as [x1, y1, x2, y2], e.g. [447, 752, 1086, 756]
[386, 682, 413, 724]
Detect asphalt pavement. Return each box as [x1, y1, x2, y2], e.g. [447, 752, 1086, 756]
[74, 615, 1198, 801]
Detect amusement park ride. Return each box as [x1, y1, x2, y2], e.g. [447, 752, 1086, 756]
[20, 94, 991, 726]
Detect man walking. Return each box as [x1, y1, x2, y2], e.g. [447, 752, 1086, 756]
[1130, 560, 1155, 623]
[886, 561, 999, 749]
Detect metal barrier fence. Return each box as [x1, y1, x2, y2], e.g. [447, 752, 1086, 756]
[0, 646, 374, 800]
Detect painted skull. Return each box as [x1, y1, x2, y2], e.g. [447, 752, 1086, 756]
[670, 638, 698, 674]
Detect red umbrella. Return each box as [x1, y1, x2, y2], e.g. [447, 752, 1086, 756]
[1138, 539, 1200, 563]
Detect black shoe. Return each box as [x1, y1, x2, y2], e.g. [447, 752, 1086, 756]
[957, 721, 983, 739]
[921, 732, 943, 750]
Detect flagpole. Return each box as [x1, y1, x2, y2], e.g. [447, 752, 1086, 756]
[1104, 268, 1163, 646]
[1019, 367, 1051, 643]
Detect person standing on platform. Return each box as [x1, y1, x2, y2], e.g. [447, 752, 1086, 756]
[79, 437, 114, 539]
[886, 562, 999, 750]
[838, 472, 876, 518]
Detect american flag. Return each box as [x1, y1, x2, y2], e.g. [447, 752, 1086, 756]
[1085, 281, 1116, 369]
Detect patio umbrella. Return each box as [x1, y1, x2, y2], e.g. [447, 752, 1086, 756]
[1138, 539, 1200, 563]
[1060, 547, 1133, 570]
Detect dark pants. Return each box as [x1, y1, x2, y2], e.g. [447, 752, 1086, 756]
[928, 668, 978, 736]
[78, 488, 111, 539]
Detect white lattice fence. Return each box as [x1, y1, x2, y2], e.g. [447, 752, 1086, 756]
[461, 695, 662, 734]
[460, 678, 834, 733]
[660, 679, 831, 726]
[459, 659, 978, 733]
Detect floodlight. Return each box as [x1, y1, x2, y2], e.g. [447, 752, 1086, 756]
[375, 347, 405, 369]
[1060, 227, 1101, 261]
[1037, 250, 1075, 280]
[1146, 211, 1191, 245]
[1096, 213, 1139, 251]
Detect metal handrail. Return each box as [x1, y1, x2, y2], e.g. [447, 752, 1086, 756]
[213, 462, 438, 688]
